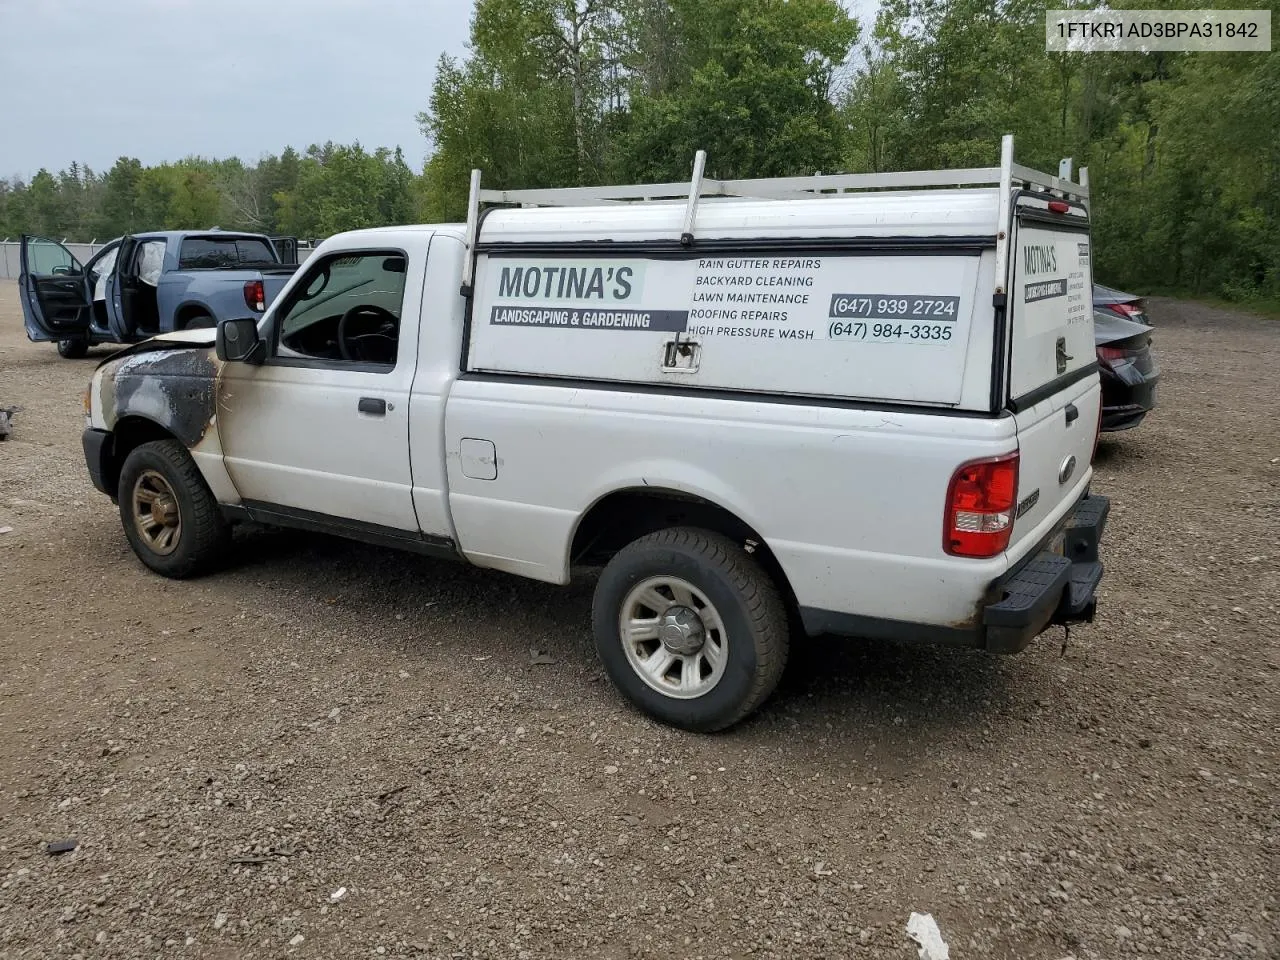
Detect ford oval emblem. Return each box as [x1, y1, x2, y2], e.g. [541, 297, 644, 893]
[1058, 455, 1077, 485]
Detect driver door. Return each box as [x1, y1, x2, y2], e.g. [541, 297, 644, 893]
[216, 245, 426, 537]
[17, 236, 91, 342]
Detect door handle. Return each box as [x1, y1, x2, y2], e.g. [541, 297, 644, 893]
[1065, 402, 1079, 424]
[358, 397, 387, 416]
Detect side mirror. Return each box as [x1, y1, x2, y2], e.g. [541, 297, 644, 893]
[51, 265, 72, 276]
[216, 317, 265, 364]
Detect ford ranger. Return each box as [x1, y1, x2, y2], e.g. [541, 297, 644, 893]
[77, 136, 1108, 731]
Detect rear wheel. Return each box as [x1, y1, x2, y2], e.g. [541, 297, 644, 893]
[182, 311, 215, 330]
[57, 338, 89, 359]
[118, 439, 230, 579]
[591, 527, 789, 732]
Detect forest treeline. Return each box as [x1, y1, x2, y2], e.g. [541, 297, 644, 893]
[2, 0, 1276, 302]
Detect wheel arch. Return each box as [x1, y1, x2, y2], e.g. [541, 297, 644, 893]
[569, 485, 800, 619]
[100, 415, 181, 498]
[173, 300, 215, 330]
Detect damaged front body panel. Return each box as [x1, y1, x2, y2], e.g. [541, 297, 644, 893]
[86, 332, 239, 504]
[109, 348, 218, 448]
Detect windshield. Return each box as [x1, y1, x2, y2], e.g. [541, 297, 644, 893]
[178, 236, 278, 269]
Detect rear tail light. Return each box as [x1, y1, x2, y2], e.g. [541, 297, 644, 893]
[944, 452, 1020, 558]
[1097, 344, 1128, 362]
[243, 279, 265, 312]
[1112, 303, 1144, 319]
[1047, 200, 1071, 214]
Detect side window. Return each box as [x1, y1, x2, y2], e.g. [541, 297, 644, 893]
[179, 236, 277, 268]
[27, 238, 82, 276]
[275, 251, 407, 367]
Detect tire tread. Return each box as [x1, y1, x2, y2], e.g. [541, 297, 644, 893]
[600, 526, 789, 731]
[118, 439, 230, 578]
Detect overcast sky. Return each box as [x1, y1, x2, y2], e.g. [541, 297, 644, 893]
[0, 0, 472, 178]
[0, 0, 876, 181]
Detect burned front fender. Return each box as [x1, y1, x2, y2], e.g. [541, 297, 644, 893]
[105, 346, 220, 448]
[90, 338, 243, 507]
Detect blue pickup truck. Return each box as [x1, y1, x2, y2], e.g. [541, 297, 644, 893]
[18, 230, 300, 358]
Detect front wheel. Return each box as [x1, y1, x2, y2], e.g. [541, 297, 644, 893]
[57, 338, 89, 359]
[592, 527, 790, 732]
[117, 439, 231, 579]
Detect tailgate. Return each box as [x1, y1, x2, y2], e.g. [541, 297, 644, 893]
[1006, 208, 1099, 550]
[1009, 377, 1100, 552]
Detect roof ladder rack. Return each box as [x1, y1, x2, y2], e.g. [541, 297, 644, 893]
[680, 150, 707, 247]
[456, 134, 1092, 294]
[993, 134, 1015, 299]
[460, 168, 481, 296]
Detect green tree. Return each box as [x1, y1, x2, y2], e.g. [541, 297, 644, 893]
[856, 0, 1059, 170]
[55, 163, 100, 240]
[26, 170, 64, 237]
[275, 143, 416, 237]
[418, 0, 627, 220]
[615, 0, 857, 182]
[0, 179, 20, 236]
[132, 161, 222, 230]
[95, 158, 144, 237]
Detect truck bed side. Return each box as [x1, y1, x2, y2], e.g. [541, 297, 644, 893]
[440, 378, 1020, 632]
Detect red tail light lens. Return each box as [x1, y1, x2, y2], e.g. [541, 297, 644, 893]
[243, 279, 265, 312]
[1047, 200, 1071, 214]
[1097, 344, 1128, 361]
[1112, 303, 1144, 318]
[944, 452, 1019, 558]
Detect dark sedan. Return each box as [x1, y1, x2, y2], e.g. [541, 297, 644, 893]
[1095, 307, 1160, 431]
[1094, 282, 1150, 326]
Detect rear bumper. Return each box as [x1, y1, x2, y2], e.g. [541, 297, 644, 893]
[1101, 404, 1149, 431]
[82, 427, 117, 499]
[798, 493, 1110, 653]
[983, 494, 1109, 653]
[1100, 357, 1159, 431]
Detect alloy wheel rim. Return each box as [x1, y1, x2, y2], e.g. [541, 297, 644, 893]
[618, 576, 728, 699]
[132, 469, 182, 556]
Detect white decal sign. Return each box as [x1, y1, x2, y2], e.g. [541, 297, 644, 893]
[471, 251, 983, 405]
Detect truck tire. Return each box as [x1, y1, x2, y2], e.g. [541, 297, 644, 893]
[592, 527, 789, 732]
[57, 338, 89, 359]
[117, 439, 231, 579]
[182, 312, 215, 330]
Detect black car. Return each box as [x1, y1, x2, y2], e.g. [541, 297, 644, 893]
[1093, 282, 1150, 326]
[1095, 306, 1160, 431]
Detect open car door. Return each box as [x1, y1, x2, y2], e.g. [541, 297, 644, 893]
[105, 236, 136, 341]
[18, 236, 92, 342]
[269, 235, 299, 265]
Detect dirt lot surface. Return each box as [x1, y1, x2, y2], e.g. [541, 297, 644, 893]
[0, 283, 1276, 960]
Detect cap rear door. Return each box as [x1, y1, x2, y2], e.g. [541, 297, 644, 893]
[1004, 204, 1099, 551]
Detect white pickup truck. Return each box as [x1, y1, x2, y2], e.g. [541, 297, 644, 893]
[80, 136, 1108, 731]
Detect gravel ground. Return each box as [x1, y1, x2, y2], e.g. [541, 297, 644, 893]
[0, 283, 1276, 960]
